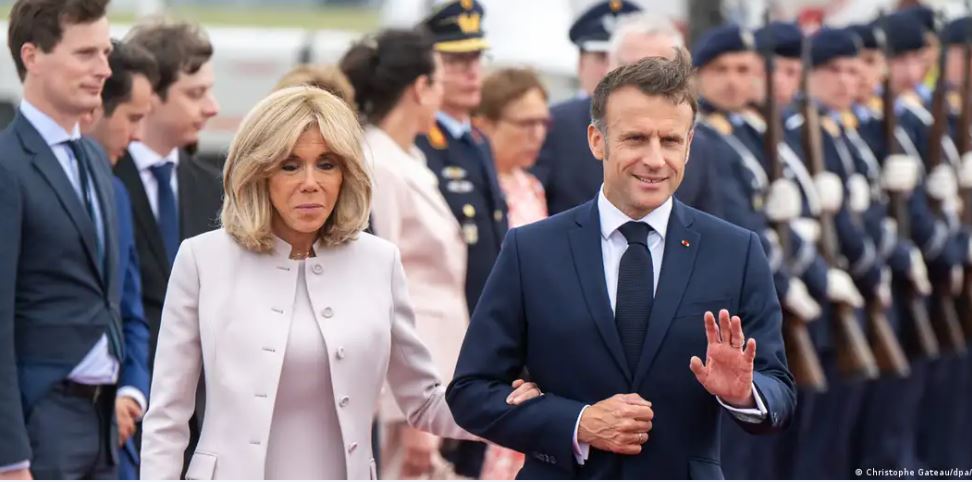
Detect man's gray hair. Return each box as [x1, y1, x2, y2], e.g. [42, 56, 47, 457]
[590, 47, 697, 133]
[607, 12, 685, 64]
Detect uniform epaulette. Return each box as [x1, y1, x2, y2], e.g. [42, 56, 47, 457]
[426, 125, 448, 150]
[948, 90, 963, 115]
[866, 96, 884, 118]
[741, 108, 766, 133]
[703, 112, 732, 135]
[840, 110, 859, 131]
[899, 94, 933, 126]
[821, 116, 840, 137]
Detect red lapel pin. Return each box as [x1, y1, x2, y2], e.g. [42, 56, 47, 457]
[681, 240, 690, 247]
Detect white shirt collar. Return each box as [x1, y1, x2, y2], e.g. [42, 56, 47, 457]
[128, 141, 179, 172]
[19, 99, 80, 147]
[597, 186, 672, 243]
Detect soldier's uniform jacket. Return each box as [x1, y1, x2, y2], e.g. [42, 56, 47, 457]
[416, 114, 508, 315]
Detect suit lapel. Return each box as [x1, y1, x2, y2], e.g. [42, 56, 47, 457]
[19, 116, 103, 282]
[115, 151, 169, 274]
[83, 140, 117, 289]
[568, 201, 632, 382]
[633, 201, 701, 387]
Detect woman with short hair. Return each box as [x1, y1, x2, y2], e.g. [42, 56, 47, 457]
[140, 86, 537, 480]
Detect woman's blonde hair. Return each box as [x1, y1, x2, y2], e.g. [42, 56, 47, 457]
[221, 85, 371, 253]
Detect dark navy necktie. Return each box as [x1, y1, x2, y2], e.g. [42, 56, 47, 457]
[67, 140, 123, 360]
[150, 161, 180, 267]
[616, 221, 655, 373]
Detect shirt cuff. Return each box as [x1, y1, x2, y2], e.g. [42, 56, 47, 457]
[117, 386, 148, 414]
[0, 460, 30, 473]
[716, 382, 768, 424]
[572, 405, 590, 465]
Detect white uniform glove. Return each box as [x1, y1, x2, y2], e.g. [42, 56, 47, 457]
[926, 164, 959, 203]
[784, 277, 822, 321]
[791, 217, 821, 245]
[847, 174, 871, 213]
[766, 178, 803, 222]
[882, 154, 920, 193]
[960, 152, 972, 189]
[815, 172, 844, 214]
[908, 246, 932, 296]
[827, 268, 865, 308]
[877, 267, 892, 309]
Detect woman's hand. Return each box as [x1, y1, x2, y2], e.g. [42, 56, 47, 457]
[506, 379, 542, 405]
[398, 426, 439, 478]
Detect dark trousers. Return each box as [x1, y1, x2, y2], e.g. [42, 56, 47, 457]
[441, 439, 486, 478]
[27, 383, 117, 480]
[917, 353, 971, 470]
[790, 352, 867, 479]
[851, 362, 925, 476]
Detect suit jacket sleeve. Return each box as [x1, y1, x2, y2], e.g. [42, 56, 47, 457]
[118, 221, 152, 398]
[0, 164, 30, 466]
[140, 239, 203, 479]
[383, 248, 473, 440]
[447, 229, 587, 473]
[735, 232, 797, 434]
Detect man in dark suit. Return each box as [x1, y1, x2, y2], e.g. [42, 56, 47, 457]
[534, 8, 721, 217]
[83, 38, 159, 480]
[0, 0, 127, 478]
[111, 20, 221, 475]
[112, 20, 221, 364]
[447, 52, 795, 479]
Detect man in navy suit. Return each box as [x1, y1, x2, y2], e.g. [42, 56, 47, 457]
[534, 8, 721, 217]
[82, 38, 158, 480]
[0, 0, 131, 478]
[447, 51, 795, 479]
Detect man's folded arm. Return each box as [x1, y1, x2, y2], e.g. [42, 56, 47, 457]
[447, 228, 585, 473]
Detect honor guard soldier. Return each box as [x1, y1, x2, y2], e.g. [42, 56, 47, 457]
[532, 0, 641, 215]
[415, 0, 506, 476]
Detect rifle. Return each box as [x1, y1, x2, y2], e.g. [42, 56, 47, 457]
[877, 14, 942, 359]
[924, 11, 968, 353]
[956, 1, 972, 339]
[760, 15, 827, 391]
[796, 33, 879, 381]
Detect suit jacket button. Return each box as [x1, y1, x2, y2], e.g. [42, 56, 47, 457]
[312, 264, 323, 275]
[339, 396, 350, 407]
[322, 307, 334, 318]
[337, 347, 346, 360]
[348, 442, 357, 453]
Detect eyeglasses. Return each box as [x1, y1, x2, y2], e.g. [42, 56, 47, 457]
[500, 116, 552, 131]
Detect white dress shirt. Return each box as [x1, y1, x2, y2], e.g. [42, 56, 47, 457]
[127, 141, 180, 220]
[571, 189, 768, 465]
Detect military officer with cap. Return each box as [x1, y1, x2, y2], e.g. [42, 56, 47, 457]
[532, 0, 641, 216]
[570, 0, 641, 98]
[415, 1, 507, 475]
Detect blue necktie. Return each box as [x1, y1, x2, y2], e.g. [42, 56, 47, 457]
[67, 140, 123, 360]
[67, 140, 104, 259]
[616, 221, 655, 373]
[150, 161, 180, 267]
